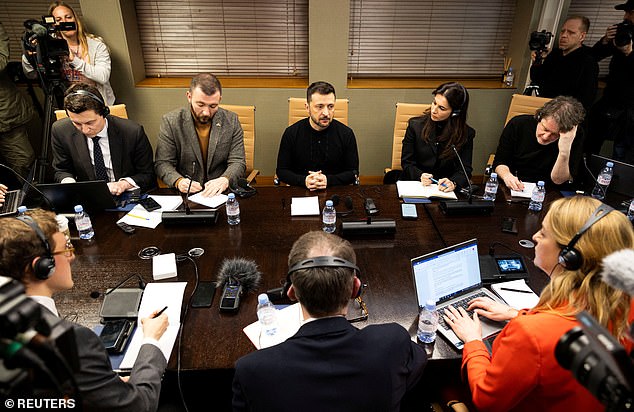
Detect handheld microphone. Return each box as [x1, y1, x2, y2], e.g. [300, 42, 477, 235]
[438, 146, 494, 215]
[601, 249, 634, 295]
[0, 163, 55, 212]
[216, 257, 262, 312]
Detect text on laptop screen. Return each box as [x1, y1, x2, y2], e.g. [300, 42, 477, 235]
[412, 240, 481, 306]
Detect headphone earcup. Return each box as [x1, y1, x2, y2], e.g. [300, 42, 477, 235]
[451, 109, 461, 118]
[102, 105, 110, 117]
[558, 247, 582, 271]
[33, 255, 56, 280]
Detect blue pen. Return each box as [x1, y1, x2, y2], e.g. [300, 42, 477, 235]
[430, 177, 448, 188]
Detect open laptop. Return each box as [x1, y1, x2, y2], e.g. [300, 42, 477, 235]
[411, 238, 507, 350]
[0, 189, 23, 216]
[36, 181, 116, 213]
[589, 155, 634, 198]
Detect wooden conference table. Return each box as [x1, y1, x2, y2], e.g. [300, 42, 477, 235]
[61, 184, 550, 372]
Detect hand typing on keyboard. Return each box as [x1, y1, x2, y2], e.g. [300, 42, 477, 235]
[467, 297, 519, 322]
[444, 305, 482, 344]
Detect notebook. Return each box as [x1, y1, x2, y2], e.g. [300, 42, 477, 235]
[411, 238, 507, 350]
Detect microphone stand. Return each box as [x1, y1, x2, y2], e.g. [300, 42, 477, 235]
[438, 146, 494, 215]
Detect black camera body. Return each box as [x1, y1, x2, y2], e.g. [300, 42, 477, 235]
[529, 30, 553, 65]
[615, 20, 634, 48]
[22, 16, 76, 84]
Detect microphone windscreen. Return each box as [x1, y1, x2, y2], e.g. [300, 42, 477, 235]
[216, 257, 261, 292]
[31, 24, 48, 37]
[330, 194, 340, 207]
[601, 249, 634, 295]
[344, 196, 353, 210]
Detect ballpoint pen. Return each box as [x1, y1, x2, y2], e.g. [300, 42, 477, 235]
[153, 306, 168, 318]
[430, 177, 448, 188]
[500, 287, 533, 294]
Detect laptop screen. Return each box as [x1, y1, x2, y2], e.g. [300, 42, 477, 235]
[589, 154, 634, 198]
[412, 239, 481, 308]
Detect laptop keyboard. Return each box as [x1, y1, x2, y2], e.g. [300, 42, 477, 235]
[438, 291, 487, 329]
[0, 190, 19, 214]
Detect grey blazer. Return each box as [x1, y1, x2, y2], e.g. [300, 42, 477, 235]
[154, 106, 246, 188]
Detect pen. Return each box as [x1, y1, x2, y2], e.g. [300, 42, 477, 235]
[430, 177, 448, 188]
[500, 287, 533, 294]
[153, 306, 168, 318]
[127, 213, 150, 221]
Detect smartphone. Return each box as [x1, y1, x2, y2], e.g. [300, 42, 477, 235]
[99, 319, 135, 353]
[192, 281, 216, 308]
[139, 197, 161, 212]
[401, 203, 418, 220]
[501, 216, 518, 234]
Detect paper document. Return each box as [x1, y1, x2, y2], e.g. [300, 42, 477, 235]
[243, 303, 303, 349]
[291, 196, 320, 216]
[119, 282, 187, 369]
[117, 205, 162, 229]
[510, 182, 536, 199]
[148, 195, 183, 211]
[491, 279, 540, 310]
[396, 181, 457, 200]
[188, 193, 228, 208]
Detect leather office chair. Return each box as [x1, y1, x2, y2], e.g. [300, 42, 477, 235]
[483, 94, 551, 183]
[54, 103, 129, 120]
[384, 102, 431, 183]
[220, 104, 259, 184]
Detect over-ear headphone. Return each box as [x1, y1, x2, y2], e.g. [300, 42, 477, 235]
[283, 256, 363, 299]
[16, 216, 56, 280]
[330, 195, 354, 217]
[558, 203, 614, 270]
[451, 83, 468, 118]
[68, 89, 110, 117]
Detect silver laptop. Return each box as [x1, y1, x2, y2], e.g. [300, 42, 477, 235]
[411, 238, 507, 350]
[0, 189, 23, 216]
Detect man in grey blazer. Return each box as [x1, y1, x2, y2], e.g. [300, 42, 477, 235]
[0, 209, 168, 411]
[155, 73, 246, 196]
[51, 83, 156, 194]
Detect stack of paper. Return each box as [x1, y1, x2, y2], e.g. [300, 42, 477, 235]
[117, 195, 183, 229]
[290, 196, 320, 216]
[510, 182, 536, 199]
[188, 193, 228, 208]
[396, 181, 457, 200]
[491, 279, 540, 310]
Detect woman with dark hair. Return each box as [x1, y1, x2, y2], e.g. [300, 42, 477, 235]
[401, 82, 475, 192]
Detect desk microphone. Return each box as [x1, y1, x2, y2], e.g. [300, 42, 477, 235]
[0, 163, 55, 212]
[438, 146, 494, 215]
[163, 161, 219, 225]
[184, 161, 197, 214]
[582, 154, 605, 199]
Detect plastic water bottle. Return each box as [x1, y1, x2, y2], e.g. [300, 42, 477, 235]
[504, 67, 515, 87]
[226, 193, 240, 225]
[74, 205, 94, 240]
[591, 161, 614, 200]
[322, 200, 336, 233]
[17, 206, 27, 216]
[528, 180, 546, 212]
[483, 173, 499, 201]
[627, 199, 634, 222]
[417, 300, 439, 343]
[55, 215, 72, 248]
[257, 293, 278, 336]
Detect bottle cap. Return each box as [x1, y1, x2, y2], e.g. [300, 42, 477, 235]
[55, 214, 69, 230]
[537, 180, 545, 186]
[228, 193, 235, 199]
[17, 206, 27, 214]
[258, 293, 269, 305]
[74, 205, 83, 213]
[607, 162, 614, 167]
[326, 200, 333, 207]
[424, 299, 436, 311]
[490, 173, 497, 178]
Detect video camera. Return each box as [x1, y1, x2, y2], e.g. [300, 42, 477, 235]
[615, 20, 634, 48]
[555, 311, 634, 411]
[22, 16, 76, 84]
[528, 30, 553, 65]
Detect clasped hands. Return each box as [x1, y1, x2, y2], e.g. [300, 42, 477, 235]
[442, 297, 519, 344]
[177, 176, 229, 197]
[305, 170, 327, 191]
[421, 173, 454, 193]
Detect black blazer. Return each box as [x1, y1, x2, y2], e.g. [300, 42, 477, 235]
[51, 115, 156, 192]
[401, 115, 475, 189]
[232, 316, 427, 412]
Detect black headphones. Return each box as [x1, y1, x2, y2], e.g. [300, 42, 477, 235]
[16, 216, 56, 280]
[67, 89, 110, 117]
[330, 195, 354, 217]
[558, 203, 615, 270]
[283, 256, 363, 298]
[450, 83, 468, 118]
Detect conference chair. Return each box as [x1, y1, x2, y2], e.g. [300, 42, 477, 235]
[287, 97, 349, 126]
[220, 104, 259, 184]
[54, 103, 129, 120]
[383, 102, 431, 183]
[482, 94, 551, 183]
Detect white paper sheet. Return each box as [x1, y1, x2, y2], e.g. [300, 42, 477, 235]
[491, 279, 540, 310]
[188, 193, 228, 208]
[148, 195, 183, 211]
[119, 282, 187, 369]
[290, 196, 320, 216]
[510, 182, 536, 199]
[117, 205, 162, 229]
[396, 180, 457, 200]
[243, 303, 303, 349]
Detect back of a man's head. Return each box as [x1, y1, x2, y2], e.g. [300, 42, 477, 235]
[536, 95, 586, 132]
[288, 231, 356, 317]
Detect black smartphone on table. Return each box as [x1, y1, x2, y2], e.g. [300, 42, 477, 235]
[139, 197, 161, 212]
[192, 281, 217, 308]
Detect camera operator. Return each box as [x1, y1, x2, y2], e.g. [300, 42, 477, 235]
[22, 1, 115, 105]
[529, 16, 598, 111]
[587, 0, 634, 162]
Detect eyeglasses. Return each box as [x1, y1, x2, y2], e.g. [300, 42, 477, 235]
[348, 292, 369, 323]
[52, 245, 75, 257]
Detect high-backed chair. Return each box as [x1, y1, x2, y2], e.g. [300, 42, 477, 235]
[220, 104, 259, 184]
[54, 103, 129, 120]
[483, 94, 551, 182]
[287, 97, 349, 126]
[384, 103, 431, 182]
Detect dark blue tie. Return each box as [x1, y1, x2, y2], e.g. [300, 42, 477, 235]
[92, 136, 109, 182]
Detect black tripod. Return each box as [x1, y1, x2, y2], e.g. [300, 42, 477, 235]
[34, 79, 66, 183]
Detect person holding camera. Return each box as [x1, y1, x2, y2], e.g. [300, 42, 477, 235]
[0, 208, 169, 411]
[22, 1, 115, 105]
[445, 196, 634, 411]
[529, 16, 598, 111]
[587, 0, 634, 162]
[400, 82, 475, 192]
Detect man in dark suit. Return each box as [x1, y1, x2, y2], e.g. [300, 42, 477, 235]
[155, 73, 245, 197]
[0, 209, 168, 411]
[51, 83, 156, 194]
[232, 231, 427, 412]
